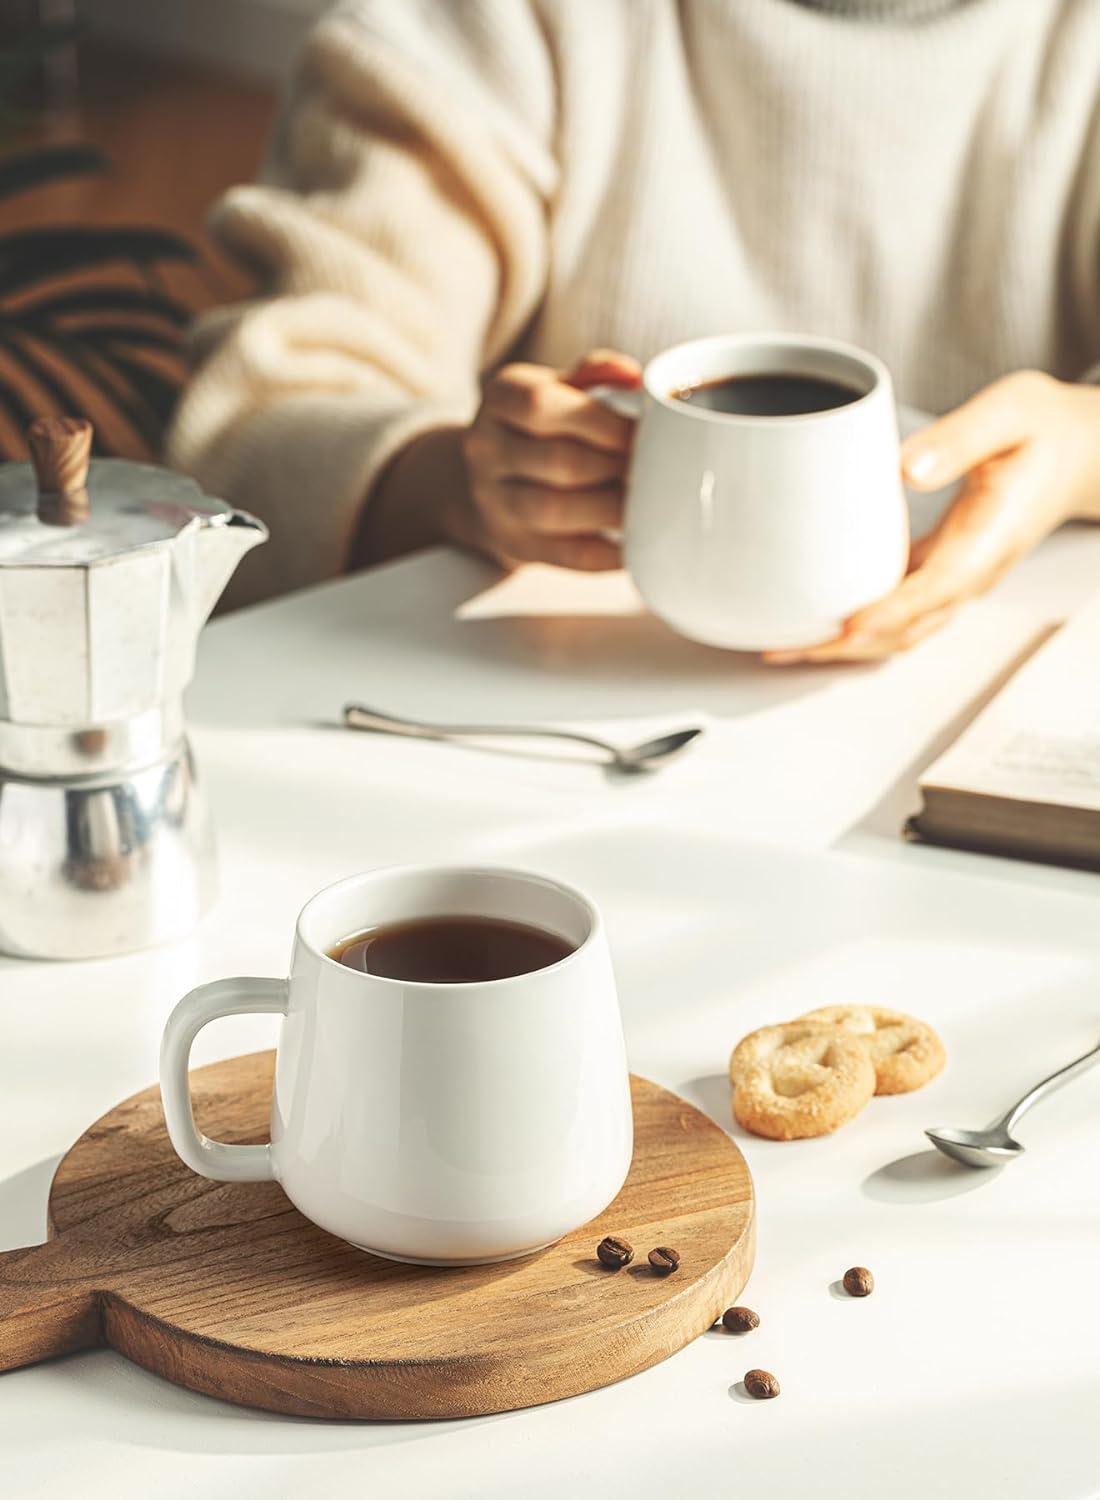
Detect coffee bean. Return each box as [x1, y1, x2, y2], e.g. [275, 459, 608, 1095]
[721, 1306, 759, 1333]
[744, 1368, 780, 1400]
[843, 1266, 874, 1297]
[648, 1246, 680, 1275]
[596, 1235, 634, 1270]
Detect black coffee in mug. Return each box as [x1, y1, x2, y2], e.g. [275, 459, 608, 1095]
[328, 914, 574, 983]
[671, 371, 864, 417]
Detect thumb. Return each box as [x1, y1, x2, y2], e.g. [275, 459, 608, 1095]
[901, 371, 1051, 491]
[565, 348, 643, 392]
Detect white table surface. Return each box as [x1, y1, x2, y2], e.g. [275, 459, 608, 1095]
[4, 529, 1100, 1500]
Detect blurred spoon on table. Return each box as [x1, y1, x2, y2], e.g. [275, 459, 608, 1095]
[343, 704, 704, 774]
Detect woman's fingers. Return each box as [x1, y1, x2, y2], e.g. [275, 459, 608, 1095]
[483, 362, 635, 452]
[489, 424, 628, 487]
[764, 459, 1036, 664]
[905, 529, 937, 573]
[770, 562, 966, 665]
[565, 348, 644, 392]
[766, 603, 959, 664]
[500, 530, 623, 572]
[496, 480, 623, 535]
[462, 355, 641, 574]
[762, 371, 1099, 666]
[783, 533, 969, 660]
[901, 369, 1052, 489]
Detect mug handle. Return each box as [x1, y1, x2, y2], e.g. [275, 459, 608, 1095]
[160, 977, 289, 1183]
[584, 384, 645, 543]
[584, 384, 645, 421]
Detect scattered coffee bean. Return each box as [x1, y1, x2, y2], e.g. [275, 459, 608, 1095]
[721, 1306, 760, 1334]
[596, 1235, 634, 1270]
[648, 1246, 681, 1275]
[843, 1266, 874, 1298]
[744, 1368, 780, 1400]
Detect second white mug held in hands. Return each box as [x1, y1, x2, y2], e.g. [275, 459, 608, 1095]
[598, 331, 909, 652]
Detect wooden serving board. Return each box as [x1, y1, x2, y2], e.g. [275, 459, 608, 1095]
[0, 1052, 754, 1420]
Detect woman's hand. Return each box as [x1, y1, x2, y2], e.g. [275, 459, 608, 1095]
[449, 350, 641, 571]
[765, 371, 1100, 664]
[356, 350, 640, 570]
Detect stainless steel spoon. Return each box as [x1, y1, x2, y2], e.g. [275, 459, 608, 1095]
[343, 704, 704, 773]
[926, 1037, 1100, 1168]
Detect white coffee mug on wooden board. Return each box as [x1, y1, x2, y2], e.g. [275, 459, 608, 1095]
[160, 865, 633, 1267]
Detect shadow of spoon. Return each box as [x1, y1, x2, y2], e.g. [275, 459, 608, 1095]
[862, 1148, 1003, 1205]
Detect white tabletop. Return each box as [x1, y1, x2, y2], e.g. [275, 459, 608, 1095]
[4, 530, 1100, 1500]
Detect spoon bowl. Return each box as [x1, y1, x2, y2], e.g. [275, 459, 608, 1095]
[616, 727, 705, 772]
[923, 1034, 1100, 1171]
[925, 1126, 1024, 1170]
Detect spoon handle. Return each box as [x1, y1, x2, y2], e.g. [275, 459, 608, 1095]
[343, 704, 620, 761]
[995, 1038, 1100, 1136]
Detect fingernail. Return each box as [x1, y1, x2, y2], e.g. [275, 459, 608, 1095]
[905, 449, 940, 483]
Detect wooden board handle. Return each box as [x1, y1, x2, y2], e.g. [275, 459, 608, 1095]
[27, 416, 93, 527]
[0, 1237, 102, 1373]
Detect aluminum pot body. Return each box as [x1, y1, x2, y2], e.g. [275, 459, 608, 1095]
[0, 736, 217, 960]
[0, 455, 266, 956]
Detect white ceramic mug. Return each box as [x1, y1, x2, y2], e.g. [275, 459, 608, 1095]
[604, 332, 908, 651]
[160, 866, 633, 1266]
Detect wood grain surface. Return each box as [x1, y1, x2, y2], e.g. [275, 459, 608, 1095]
[0, 1053, 755, 1420]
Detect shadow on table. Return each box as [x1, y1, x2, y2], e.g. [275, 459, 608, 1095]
[0, 1153, 57, 1245]
[195, 550, 841, 729]
[12, 1348, 515, 1451]
[432, 589, 849, 725]
[677, 1076, 1011, 1207]
[381, 448, 958, 728]
[197, 457, 960, 736]
[448, 608, 826, 713]
[678, 1072, 732, 1131]
[833, 623, 1052, 855]
[0, 1154, 514, 1451]
[861, 1148, 999, 1205]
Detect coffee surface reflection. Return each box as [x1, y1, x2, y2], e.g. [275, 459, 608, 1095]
[672, 371, 863, 417]
[328, 914, 574, 984]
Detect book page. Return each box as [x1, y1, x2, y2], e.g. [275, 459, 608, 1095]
[920, 593, 1100, 812]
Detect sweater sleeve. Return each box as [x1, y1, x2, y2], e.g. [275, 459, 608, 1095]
[167, 0, 558, 607]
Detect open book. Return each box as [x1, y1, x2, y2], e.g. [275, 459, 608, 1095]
[907, 595, 1100, 870]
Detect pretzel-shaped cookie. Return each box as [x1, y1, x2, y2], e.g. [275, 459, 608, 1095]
[730, 1021, 839, 1085]
[799, 1005, 945, 1095]
[729, 1023, 876, 1140]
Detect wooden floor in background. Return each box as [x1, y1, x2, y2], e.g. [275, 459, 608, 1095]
[0, 41, 278, 459]
[12, 40, 278, 309]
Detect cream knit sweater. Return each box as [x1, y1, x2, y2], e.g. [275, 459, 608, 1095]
[169, 0, 1100, 607]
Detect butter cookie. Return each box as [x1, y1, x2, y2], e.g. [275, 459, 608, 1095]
[731, 1026, 875, 1140]
[800, 1004, 945, 1095]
